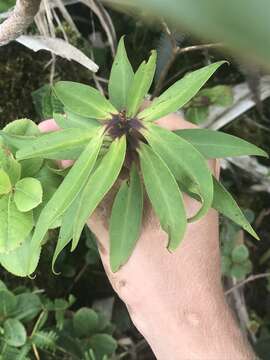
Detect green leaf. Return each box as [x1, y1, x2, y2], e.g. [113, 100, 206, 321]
[52, 193, 82, 272]
[10, 293, 42, 322]
[0, 148, 21, 185]
[20, 158, 44, 178]
[175, 129, 268, 158]
[124, 0, 270, 69]
[138, 61, 226, 122]
[73, 136, 127, 246]
[32, 331, 58, 351]
[0, 195, 34, 253]
[54, 81, 117, 120]
[0, 290, 17, 318]
[32, 84, 54, 119]
[3, 319, 27, 347]
[127, 50, 157, 117]
[199, 85, 233, 107]
[185, 106, 209, 124]
[138, 143, 187, 250]
[109, 164, 143, 272]
[14, 178, 43, 212]
[221, 255, 232, 275]
[230, 263, 249, 279]
[231, 244, 249, 263]
[212, 177, 259, 240]
[0, 235, 41, 277]
[31, 130, 104, 254]
[108, 36, 134, 111]
[33, 165, 62, 223]
[54, 111, 100, 130]
[0, 131, 38, 151]
[73, 308, 99, 337]
[89, 334, 117, 360]
[3, 119, 40, 137]
[144, 125, 213, 221]
[0, 169, 11, 195]
[16, 128, 97, 161]
[0, 0, 15, 12]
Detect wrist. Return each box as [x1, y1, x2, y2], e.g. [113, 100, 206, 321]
[130, 289, 255, 360]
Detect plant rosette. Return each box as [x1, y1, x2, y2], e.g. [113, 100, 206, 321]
[0, 36, 267, 277]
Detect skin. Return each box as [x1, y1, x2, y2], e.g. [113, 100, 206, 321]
[39, 112, 255, 360]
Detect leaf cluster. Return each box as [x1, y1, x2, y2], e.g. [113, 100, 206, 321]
[221, 219, 253, 280]
[0, 281, 117, 360]
[0, 36, 267, 276]
[0, 119, 63, 276]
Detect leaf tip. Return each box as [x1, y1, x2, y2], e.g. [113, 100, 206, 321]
[110, 260, 120, 273]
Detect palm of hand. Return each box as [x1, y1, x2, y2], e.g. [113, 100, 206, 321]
[40, 112, 221, 333]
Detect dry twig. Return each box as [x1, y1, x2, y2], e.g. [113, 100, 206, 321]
[0, 0, 41, 45]
[225, 272, 270, 295]
[152, 22, 222, 97]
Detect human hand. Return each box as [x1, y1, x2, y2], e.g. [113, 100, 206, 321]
[39, 113, 254, 360]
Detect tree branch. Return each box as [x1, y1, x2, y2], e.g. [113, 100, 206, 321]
[0, 0, 41, 45]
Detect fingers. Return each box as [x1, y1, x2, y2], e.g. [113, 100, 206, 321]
[38, 119, 60, 132]
[155, 112, 197, 131]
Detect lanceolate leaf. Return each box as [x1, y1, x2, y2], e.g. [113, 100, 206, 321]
[0, 169, 11, 195]
[144, 125, 213, 221]
[108, 36, 134, 111]
[73, 136, 127, 246]
[30, 130, 104, 254]
[54, 81, 117, 120]
[138, 61, 226, 122]
[16, 128, 97, 160]
[14, 178, 43, 212]
[54, 112, 100, 130]
[127, 50, 157, 117]
[0, 131, 38, 150]
[52, 193, 82, 273]
[175, 129, 268, 158]
[212, 177, 259, 240]
[139, 143, 187, 250]
[109, 164, 143, 272]
[0, 195, 34, 253]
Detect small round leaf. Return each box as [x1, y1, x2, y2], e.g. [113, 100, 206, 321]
[221, 255, 232, 275]
[230, 264, 248, 279]
[231, 244, 249, 263]
[3, 118, 40, 136]
[0, 290, 17, 317]
[0, 235, 41, 277]
[89, 334, 117, 359]
[3, 318, 27, 347]
[14, 178, 43, 212]
[73, 308, 99, 337]
[0, 195, 34, 253]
